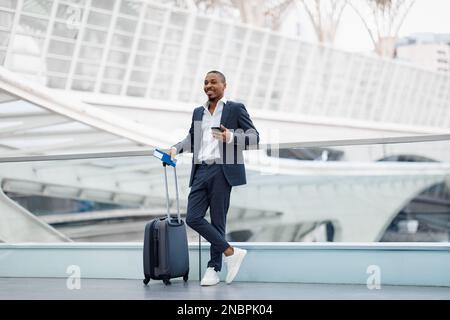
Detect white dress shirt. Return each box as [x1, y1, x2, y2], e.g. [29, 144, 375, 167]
[197, 97, 233, 162]
[171, 97, 233, 161]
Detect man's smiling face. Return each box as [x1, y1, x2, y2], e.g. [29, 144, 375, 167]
[204, 72, 226, 102]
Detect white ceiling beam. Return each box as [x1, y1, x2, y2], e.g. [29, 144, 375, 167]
[0, 66, 172, 148]
[2, 129, 98, 140]
[0, 114, 71, 137]
[0, 92, 17, 103]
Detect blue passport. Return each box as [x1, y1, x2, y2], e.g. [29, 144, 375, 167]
[153, 149, 177, 167]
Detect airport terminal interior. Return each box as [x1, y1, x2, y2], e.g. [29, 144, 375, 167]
[0, 0, 449, 299]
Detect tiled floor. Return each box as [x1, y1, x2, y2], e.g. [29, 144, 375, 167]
[1, 278, 450, 300]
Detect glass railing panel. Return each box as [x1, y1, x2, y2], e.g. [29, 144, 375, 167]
[0, 136, 449, 244]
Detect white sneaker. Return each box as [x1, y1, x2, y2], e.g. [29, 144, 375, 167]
[200, 267, 220, 286]
[224, 247, 247, 284]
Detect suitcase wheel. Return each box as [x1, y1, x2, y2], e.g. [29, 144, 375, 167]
[143, 278, 150, 285]
[163, 279, 171, 286]
[183, 274, 189, 282]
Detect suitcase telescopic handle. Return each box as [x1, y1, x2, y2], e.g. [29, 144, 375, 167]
[163, 163, 181, 224]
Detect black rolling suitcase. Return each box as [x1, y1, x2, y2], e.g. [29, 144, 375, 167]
[143, 153, 189, 286]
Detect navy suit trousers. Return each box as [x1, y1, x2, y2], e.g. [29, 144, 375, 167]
[186, 163, 232, 272]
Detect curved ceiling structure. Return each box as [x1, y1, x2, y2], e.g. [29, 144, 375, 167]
[0, 66, 171, 157]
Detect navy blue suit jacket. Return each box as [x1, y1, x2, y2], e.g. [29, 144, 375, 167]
[173, 101, 259, 187]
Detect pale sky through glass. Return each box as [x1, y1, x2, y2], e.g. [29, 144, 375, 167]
[335, 0, 450, 52]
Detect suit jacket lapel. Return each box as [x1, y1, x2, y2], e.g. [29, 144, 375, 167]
[220, 101, 231, 127]
[196, 107, 204, 121]
[193, 107, 203, 155]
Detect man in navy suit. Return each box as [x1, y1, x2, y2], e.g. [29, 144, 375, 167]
[169, 70, 259, 286]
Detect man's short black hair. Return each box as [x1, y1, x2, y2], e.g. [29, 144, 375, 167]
[207, 70, 226, 83]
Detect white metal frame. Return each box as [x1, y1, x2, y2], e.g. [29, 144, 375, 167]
[120, 1, 147, 96]
[93, 0, 121, 93]
[0, 0, 449, 130]
[66, 0, 92, 90]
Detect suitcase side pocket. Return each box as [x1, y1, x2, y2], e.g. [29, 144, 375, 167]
[153, 228, 159, 267]
[148, 220, 158, 278]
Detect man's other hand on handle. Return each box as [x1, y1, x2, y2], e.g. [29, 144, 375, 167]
[167, 147, 177, 160]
